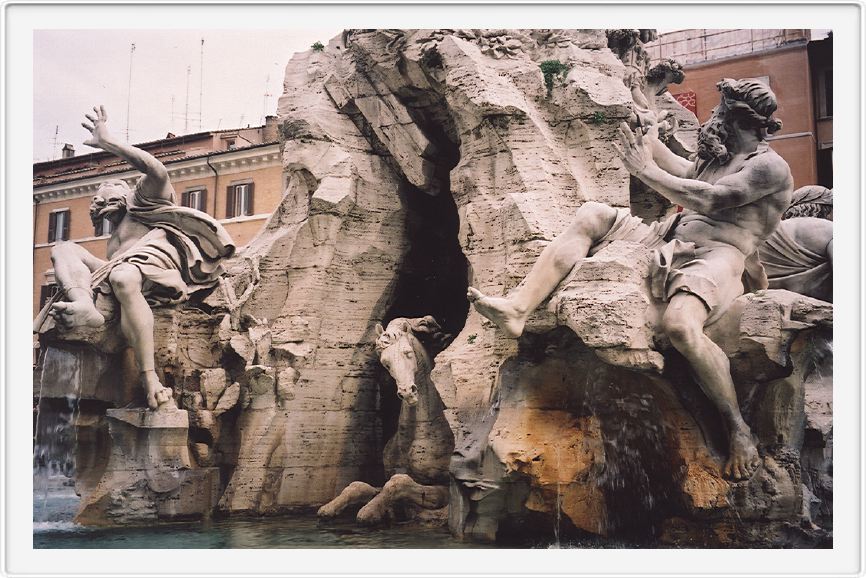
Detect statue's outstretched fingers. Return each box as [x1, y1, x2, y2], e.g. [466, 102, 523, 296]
[99, 105, 107, 120]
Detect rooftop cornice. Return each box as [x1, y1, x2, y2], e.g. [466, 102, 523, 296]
[34, 143, 281, 202]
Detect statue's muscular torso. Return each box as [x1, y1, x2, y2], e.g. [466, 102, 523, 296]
[105, 182, 177, 259]
[672, 147, 793, 256]
[106, 216, 152, 259]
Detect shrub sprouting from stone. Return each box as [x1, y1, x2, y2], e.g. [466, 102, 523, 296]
[311, 41, 325, 52]
[421, 47, 443, 69]
[539, 60, 569, 97]
[590, 111, 608, 125]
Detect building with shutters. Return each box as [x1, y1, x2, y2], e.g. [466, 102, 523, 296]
[645, 29, 833, 190]
[32, 117, 283, 317]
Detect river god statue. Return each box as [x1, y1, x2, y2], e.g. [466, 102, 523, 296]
[41, 106, 235, 410]
[468, 78, 793, 481]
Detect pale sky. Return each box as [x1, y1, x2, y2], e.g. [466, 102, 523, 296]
[34, 29, 340, 161]
[34, 28, 831, 162]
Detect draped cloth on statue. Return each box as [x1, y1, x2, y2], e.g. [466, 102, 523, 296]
[758, 220, 832, 303]
[589, 208, 767, 322]
[91, 187, 236, 306]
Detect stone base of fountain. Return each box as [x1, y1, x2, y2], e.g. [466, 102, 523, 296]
[442, 242, 833, 546]
[75, 408, 220, 526]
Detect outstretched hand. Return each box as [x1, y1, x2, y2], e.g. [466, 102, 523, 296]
[82, 106, 111, 149]
[613, 121, 655, 176]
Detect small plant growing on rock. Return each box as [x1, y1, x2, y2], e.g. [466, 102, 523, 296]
[467, 334, 477, 344]
[421, 46, 443, 69]
[590, 111, 608, 124]
[539, 59, 569, 97]
[311, 41, 325, 52]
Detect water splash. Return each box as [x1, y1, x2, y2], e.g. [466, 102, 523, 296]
[33, 347, 83, 524]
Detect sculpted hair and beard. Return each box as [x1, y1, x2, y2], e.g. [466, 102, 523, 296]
[90, 179, 131, 226]
[697, 78, 783, 165]
[697, 107, 732, 164]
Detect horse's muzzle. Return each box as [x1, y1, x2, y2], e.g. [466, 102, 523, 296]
[398, 384, 419, 407]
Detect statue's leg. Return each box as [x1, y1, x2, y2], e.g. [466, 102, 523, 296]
[468, 201, 618, 337]
[661, 292, 760, 481]
[317, 481, 381, 519]
[108, 263, 173, 410]
[356, 474, 449, 526]
[49, 241, 106, 328]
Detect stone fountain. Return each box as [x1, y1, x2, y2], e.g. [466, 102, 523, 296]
[34, 29, 832, 548]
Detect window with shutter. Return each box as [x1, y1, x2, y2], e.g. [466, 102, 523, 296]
[48, 213, 57, 243]
[48, 210, 70, 242]
[246, 182, 255, 215]
[226, 183, 254, 218]
[226, 185, 236, 218]
[181, 188, 206, 211]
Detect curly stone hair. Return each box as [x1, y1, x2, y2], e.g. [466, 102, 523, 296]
[646, 59, 685, 85]
[716, 78, 783, 134]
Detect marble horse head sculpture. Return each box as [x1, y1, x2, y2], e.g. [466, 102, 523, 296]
[374, 315, 449, 407]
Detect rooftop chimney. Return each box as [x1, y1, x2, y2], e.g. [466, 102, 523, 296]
[263, 115, 279, 142]
[61, 143, 75, 159]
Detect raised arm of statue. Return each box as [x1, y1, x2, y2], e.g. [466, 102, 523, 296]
[82, 106, 173, 202]
[615, 122, 789, 215]
[646, 121, 693, 178]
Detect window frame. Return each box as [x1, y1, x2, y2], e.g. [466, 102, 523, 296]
[48, 209, 70, 243]
[226, 181, 255, 218]
[180, 187, 208, 212]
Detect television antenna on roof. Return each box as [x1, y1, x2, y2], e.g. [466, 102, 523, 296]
[125, 43, 136, 142]
[198, 38, 204, 131]
[184, 65, 191, 134]
[51, 125, 59, 160]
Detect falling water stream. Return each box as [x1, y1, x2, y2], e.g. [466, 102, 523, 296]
[551, 444, 563, 549]
[33, 347, 84, 526]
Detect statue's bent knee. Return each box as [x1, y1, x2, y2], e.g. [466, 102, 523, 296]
[108, 265, 142, 293]
[661, 310, 701, 349]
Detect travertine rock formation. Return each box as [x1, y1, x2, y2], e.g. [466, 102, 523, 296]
[34, 29, 831, 546]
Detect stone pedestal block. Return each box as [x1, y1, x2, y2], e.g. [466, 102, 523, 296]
[75, 408, 218, 526]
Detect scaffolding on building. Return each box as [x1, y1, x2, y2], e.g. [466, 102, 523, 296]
[646, 29, 810, 66]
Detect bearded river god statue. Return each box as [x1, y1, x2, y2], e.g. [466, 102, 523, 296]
[34, 106, 235, 409]
[469, 78, 794, 481]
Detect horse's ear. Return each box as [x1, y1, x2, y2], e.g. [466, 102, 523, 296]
[374, 322, 384, 337]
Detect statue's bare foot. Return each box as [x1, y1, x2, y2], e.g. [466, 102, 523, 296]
[466, 287, 527, 338]
[142, 371, 175, 411]
[49, 301, 105, 329]
[723, 427, 761, 481]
